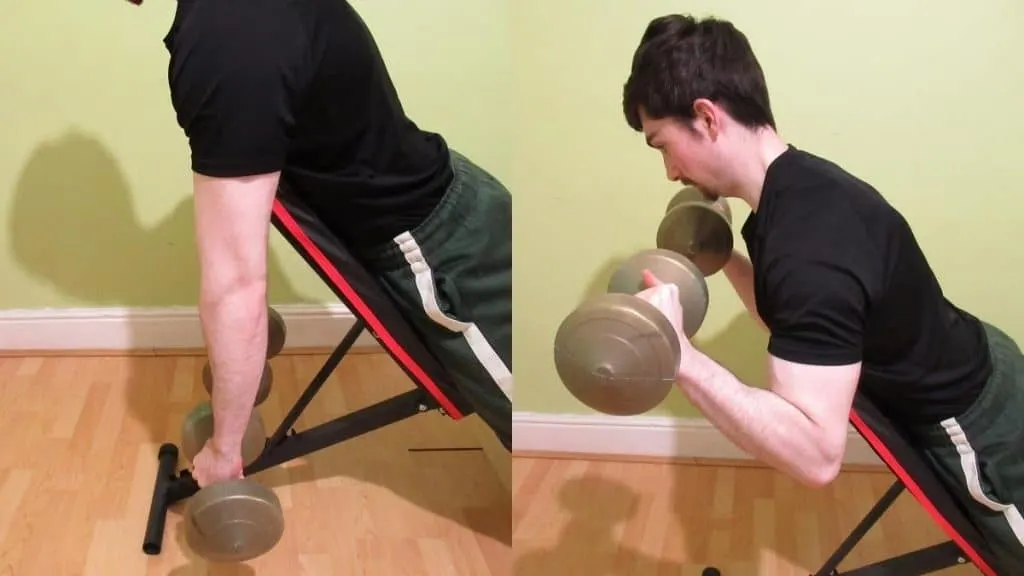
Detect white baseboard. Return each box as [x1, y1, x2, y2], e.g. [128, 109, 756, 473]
[512, 411, 883, 467]
[0, 304, 381, 352]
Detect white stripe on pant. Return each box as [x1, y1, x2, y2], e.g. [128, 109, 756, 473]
[940, 416, 1024, 547]
[392, 230, 513, 402]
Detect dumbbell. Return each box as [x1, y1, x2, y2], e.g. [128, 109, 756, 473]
[200, 306, 287, 406]
[552, 187, 733, 416]
[179, 402, 284, 563]
[201, 362, 273, 407]
[657, 186, 733, 276]
[180, 401, 268, 467]
[266, 306, 287, 358]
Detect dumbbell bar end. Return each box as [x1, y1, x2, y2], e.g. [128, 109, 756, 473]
[142, 443, 200, 555]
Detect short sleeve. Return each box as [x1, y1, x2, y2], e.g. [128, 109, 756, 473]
[168, 12, 306, 177]
[763, 255, 869, 366]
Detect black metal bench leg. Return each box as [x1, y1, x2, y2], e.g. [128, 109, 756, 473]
[811, 479, 970, 575]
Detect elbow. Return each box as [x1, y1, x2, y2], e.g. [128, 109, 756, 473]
[199, 277, 267, 322]
[801, 458, 841, 489]
[800, 440, 845, 489]
[200, 269, 267, 306]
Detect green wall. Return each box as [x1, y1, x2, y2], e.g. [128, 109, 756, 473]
[509, 0, 1024, 418]
[2, 1, 1022, 420]
[0, 0, 510, 308]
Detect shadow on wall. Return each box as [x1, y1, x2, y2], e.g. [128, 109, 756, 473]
[7, 130, 311, 308]
[6, 128, 326, 443]
[693, 311, 769, 389]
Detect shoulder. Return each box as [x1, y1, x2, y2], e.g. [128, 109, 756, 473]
[758, 245, 872, 366]
[757, 195, 877, 327]
[753, 152, 887, 365]
[758, 148, 892, 278]
[166, 0, 311, 177]
[168, 0, 310, 100]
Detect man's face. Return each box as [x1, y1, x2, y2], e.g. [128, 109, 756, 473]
[639, 105, 726, 196]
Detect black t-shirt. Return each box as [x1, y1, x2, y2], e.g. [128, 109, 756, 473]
[162, 0, 453, 254]
[743, 145, 991, 424]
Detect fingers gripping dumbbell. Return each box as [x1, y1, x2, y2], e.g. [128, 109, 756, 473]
[201, 306, 287, 407]
[180, 402, 268, 468]
[552, 249, 708, 415]
[553, 187, 733, 416]
[179, 402, 284, 562]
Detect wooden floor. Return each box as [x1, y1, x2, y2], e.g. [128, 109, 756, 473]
[0, 351, 509, 575]
[0, 351, 986, 575]
[513, 456, 981, 575]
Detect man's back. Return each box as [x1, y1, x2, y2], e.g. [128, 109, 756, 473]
[165, 0, 452, 253]
[744, 146, 991, 424]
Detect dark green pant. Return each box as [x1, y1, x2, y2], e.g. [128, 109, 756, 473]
[362, 150, 512, 450]
[907, 322, 1024, 574]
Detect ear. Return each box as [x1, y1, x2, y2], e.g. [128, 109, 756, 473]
[691, 98, 721, 139]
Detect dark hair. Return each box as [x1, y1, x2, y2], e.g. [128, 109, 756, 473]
[622, 15, 776, 132]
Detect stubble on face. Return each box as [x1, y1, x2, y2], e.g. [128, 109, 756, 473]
[639, 110, 713, 192]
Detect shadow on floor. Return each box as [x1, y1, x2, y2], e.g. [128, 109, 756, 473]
[514, 475, 697, 575]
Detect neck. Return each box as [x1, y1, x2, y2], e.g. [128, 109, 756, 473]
[725, 127, 788, 212]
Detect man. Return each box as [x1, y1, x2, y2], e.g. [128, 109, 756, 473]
[143, 0, 512, 485]
[623, 13, 1024, 571]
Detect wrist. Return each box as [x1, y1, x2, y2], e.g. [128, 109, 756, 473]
[211, 429, 243, 458]
[677, 345, 708, 386]
[725, 249, 747, 269]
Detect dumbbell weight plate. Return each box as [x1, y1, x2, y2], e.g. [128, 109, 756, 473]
[267, 307, 286, 358]
[202, 361, 273, 407]
[180, 402, 267, 467]
[553, 293, 679, 415]
[665, 186, 732, 224]
[657, 200, 734, 276]
[183, 478, 285, 563]
[606, 248, 709, 339]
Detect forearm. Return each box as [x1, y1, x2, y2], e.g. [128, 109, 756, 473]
[722, 251, 767, 330]
[199, 279, 267, 455]
[678, 351, 840, 487]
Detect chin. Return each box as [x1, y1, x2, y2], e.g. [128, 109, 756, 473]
[689, 183, 719, 197]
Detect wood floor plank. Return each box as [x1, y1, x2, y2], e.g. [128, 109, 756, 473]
[0, 352, 509, 575]
[0, 349, 987, 574]
[513, 455, 982, 575]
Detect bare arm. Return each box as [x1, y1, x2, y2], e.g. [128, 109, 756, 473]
[675, 229, 868, 487]
[722, 250, 767, 330]
[193, 171, 279, 458]
[676, 349, 860, 488]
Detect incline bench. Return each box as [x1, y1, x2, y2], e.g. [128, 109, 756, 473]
[700, 393, 1004, 575]
[805, 393, 1002, 575]
[141, 183, 478, 558]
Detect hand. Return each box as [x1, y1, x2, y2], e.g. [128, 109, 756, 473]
[634, 269, 695, 374]
[191, 439, 244, 488]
